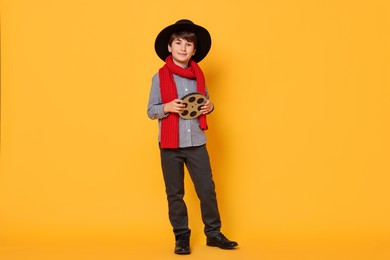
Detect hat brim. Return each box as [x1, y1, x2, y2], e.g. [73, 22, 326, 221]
[155, 22, 211, 63]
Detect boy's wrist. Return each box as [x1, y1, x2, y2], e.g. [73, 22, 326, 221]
[163, 104, 169, 114]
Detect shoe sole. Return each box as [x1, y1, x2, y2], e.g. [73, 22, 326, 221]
[206, 242, 238, 249]
[175, 251, 191, 255]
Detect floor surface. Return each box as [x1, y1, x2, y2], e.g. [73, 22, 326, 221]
[1, 235, 389, 260]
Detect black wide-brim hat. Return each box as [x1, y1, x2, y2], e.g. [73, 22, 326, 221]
[154, 19, 211, 63]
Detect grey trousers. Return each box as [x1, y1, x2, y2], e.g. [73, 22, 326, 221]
[160, 144, 221, 239]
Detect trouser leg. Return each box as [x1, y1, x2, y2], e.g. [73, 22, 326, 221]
[160, 148, 191, 238]
[184, 145, 222, 237]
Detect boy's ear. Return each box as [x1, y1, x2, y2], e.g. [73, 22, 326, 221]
[168, 44, 172, 53]
[192, 49, 196, 56]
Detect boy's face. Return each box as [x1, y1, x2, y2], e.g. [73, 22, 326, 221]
[168, 37, 196, 67]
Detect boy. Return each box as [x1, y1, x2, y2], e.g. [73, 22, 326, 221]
[147, 19, 238, 255]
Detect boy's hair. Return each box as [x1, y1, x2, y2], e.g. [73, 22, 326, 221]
[168, 31, 198, 49]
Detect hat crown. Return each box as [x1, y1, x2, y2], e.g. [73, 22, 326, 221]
[175, 19, 194, 25]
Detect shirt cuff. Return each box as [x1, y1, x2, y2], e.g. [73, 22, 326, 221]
[158, 105, 169, 118]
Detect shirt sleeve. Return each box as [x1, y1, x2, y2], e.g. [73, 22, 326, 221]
[147, 73, 169, 120]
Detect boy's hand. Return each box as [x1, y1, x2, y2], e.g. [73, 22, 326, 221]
[163, 99, 185, 114]
[200, 100, 214, 114]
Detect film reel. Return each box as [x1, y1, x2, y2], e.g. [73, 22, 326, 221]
[179, 92, 206, 119]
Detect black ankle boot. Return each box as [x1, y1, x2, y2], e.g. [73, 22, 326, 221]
[206, 233, 238, 249]
[175, 235, 190, 254]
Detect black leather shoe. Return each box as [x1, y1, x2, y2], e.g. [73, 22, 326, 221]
[174, 236, 190, 254]
[206, 233, 238, 249]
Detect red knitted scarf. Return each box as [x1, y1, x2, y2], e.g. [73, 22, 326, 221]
[159, 55, 208, 148]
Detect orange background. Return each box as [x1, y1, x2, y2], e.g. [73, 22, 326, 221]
[1, 0, 390, 259]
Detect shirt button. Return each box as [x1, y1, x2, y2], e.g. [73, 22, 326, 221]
[185, 89, 188, 92]
[187, 129, 191, 132]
